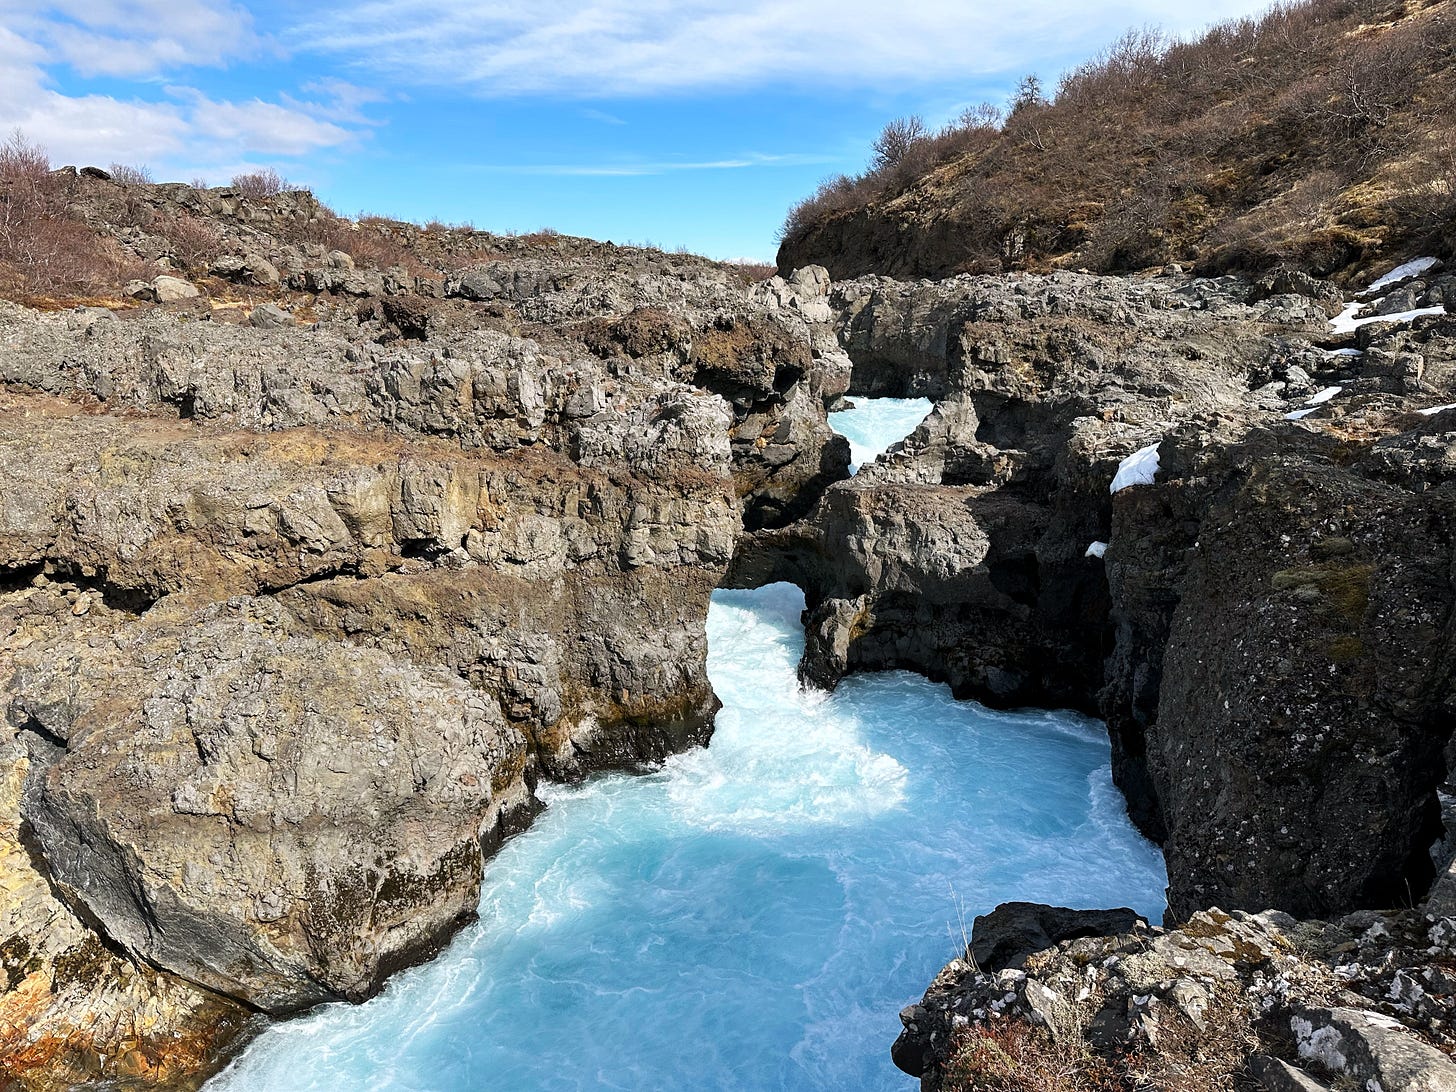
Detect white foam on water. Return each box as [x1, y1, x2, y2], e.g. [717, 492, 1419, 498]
[829, 397, 933, 473]
[210, 406, 1167, 1092]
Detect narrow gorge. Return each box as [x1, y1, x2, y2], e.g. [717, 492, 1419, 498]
[1, 154, 1455, 1092]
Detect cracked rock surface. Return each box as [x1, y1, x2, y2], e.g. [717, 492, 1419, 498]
[0, 190, 848, 1089]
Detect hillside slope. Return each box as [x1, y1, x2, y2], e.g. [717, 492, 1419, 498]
[778, 0, 1456, 282]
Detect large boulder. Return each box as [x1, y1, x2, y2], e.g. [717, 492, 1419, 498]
[969, 902, 1144, 973]
[10, 599, 531, 1013]
[151, 275, 200, 303]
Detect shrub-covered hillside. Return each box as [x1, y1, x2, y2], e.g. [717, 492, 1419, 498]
[777, 0, 1456, 282]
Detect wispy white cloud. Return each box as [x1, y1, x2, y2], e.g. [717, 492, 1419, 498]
[0, 0, 264, 77]
[582, 107, 627, 126]
[0, 6, 369, 178]
[292, 79, 390, 124]
[169, 88, 355, 155]
[291, 0, 1276, 97]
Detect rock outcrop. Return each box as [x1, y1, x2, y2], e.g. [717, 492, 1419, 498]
[895, 897, 1456, 1092]
[732, 264, 1456, 921]
[0, 209, 847, 1087]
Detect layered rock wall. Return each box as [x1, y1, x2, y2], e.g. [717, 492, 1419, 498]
[0, 226, 846, 1088]
[735, 264, 1456, 921]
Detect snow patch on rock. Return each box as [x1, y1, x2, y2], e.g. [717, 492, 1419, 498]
[1110, 443, 1161, 494]
[1366, 257, 1440, 293]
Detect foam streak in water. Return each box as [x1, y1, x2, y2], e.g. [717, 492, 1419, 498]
[210, 581, 1164, 1092]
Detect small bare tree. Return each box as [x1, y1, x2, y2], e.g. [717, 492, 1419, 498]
[1008, 74, 1048, 116]
[871, 116, 928, 171]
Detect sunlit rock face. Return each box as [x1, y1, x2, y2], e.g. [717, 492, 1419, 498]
[208, 583, 1165, 1092]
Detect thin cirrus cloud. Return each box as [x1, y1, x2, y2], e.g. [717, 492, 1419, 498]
[472, 153, 838, 176]
[293, 0, 1279, 97]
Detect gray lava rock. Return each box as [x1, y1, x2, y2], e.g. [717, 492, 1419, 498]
[11, 599, 532, 1013]
[152, 274, 199, 303]
[248, 301, 293, 328]
[1291, 1007, 1456, 1091]
[969, 902, 1145, 972]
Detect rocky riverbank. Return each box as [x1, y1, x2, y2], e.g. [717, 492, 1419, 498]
[733, 259, 1456, 927]
[3, 168, 1456, 1091]
[0, 176, 847, 1088]
[894, 890, 1456, 1091]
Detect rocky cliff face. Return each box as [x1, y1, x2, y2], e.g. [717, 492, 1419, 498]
[733, 261, 1456, 924]
[5, 169, 1455, 1090]
[0, 189, 846, 1088]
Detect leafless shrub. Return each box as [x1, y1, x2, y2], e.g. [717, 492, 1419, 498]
[1400, 137, 1456, 253]
[727, 260, 777, 284]
[780, 174, 872, 240]
[961, 102, 1005, 130]
[1322, 26, 1426, 155]
[108, 163, 153, 185]
[0, 129, 52, 259]
[1287, 169, 1343, 227]
[0, 130, 118, 297]
[230, 167, 289, 198]
[1058, 28, 1168, 108]
[283, 206, 432, 274]
[155, 211, 224, 273]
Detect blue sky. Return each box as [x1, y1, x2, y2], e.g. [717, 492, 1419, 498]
[1, 0, 1278, 261]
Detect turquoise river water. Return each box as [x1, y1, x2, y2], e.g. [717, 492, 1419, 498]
[208, 401, 1166, 1092]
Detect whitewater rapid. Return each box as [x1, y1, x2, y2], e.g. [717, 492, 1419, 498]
[827, 397, 933, 473]
[208, 401, 1166, 1092]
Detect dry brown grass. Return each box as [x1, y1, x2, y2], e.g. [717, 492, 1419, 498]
[940, 982, 1260, 1092]
[942, 1020, 1122, 1092]
[781, 0, 1456, 278]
